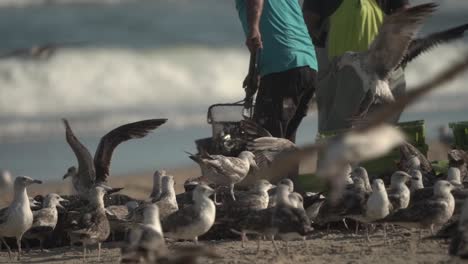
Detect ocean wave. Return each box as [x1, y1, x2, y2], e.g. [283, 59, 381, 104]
[0, 43, 467, 142]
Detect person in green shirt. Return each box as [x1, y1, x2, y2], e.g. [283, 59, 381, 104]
[302, 0, 409, 132]
[236, 0, 318, 142]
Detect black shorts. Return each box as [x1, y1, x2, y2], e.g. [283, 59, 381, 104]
[253, 66, 316, 142]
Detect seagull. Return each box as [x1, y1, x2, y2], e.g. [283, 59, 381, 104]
[410, 168, 424, 192]
[0, 170, 12, 191]
[398, 143, 436, 186]
[223, 179, 275, 213]
[449, 149, 468, 183]
[187, 151, 258, 201]
[121, 204, 168, 263]
[268, 178, 294, 208]
[449, 196, 468, 258]
[448, 167, 463, 188]
[0, 41, 85, 60]
[379, 180, 455, 238]
[315, 167, 370, 230]
[304, 193, 326, 222]
[253, 51, 468, 200]
[345, 179, 392, 242]
[241, 119, 297, 169]
[0, 176, 42, 260]
[69, 186, 110, 261]
[270, 184, 313, 254]
[150, 170, 166, 200]
[62, 118, 167, 197]
[162, 184, 215, 243]
[23, 193, 67, 251]
[154, 175, 179, 220]
[387, 171, 412, 210]
[336, 3, 437, 118]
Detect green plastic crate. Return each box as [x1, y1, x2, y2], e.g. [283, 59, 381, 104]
[317, 120, 428, 178]
[449, 121, 468, 150]
[297, 173, 327, 192]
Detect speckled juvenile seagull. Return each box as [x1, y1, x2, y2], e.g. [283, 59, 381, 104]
[0, 176, 42, 260]
[380, 180, 455, 238]
[187, 151, 258, 201]
[24, 193, 67, 251]
[337, 3, 437, 118]
[69, 186, 110, 261]
[162, 184, 216, 243]
[62, 118, 167, 197]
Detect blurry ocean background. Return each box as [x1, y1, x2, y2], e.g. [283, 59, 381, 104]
[0, 0, 467, 180]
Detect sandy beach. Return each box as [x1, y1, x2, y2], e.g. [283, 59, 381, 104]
[0, 229, 454, 264]
[0, 141, 456, 263]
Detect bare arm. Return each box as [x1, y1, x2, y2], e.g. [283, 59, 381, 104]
[302, 10, 321, 41]
[245, 0, 264, 53]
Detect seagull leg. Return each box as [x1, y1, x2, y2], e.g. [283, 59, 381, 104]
[256, 236, 261, 255]
[83, 244, 87, 261]
[194, 237, 198, 245]
[366, 225, 371, 243]
[230, 184, 236, 201]
[0, 237, 12, 259]
[241, 232, 246, 248]
[355, 222, 360, 235]
[383, 224, 388, 245]
[285, 241, 290, 256]
[16, 236, 22, 260]
[270, 236, 280, 255]
[98, 243, 101, 262]
[342, 219, 349, 230]
[40, 238, 44, 252]
[326, 224, 331, 235]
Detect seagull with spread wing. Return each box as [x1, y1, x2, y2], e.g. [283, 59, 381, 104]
[337, 3, 437, 118]
[252, 50, 468, 197]
[62, 118, 167, 197]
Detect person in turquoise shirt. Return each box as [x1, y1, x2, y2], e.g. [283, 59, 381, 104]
[236, 0, 318, 142]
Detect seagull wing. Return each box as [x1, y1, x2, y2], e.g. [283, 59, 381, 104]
[162, 206, 199, 233]
[62, 119, 96, 187]
[384, 199, 449, 223]
[94, 119, 167, 183]
[247, 137, 297, 168]
[356, 52, 468, 131]
[240, 119, 272, 138]
[401, 23, 468, 67]
[0, 207, 9, 225]
[366, 3, 437, 79]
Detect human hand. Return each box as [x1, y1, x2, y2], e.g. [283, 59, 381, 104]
[246, 29, 262, 53]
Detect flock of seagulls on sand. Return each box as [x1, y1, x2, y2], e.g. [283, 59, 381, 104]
[1, 2, 468, 263]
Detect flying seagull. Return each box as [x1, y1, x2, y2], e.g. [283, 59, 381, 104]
[0, 176, 42, 260]
[62, 118, 167, 197]
[337, 3, 437, 118]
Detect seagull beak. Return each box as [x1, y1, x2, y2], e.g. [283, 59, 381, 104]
[269, 184, 276, 190]
[32, 179, 43, 184]
[63, 173, 70, 180]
